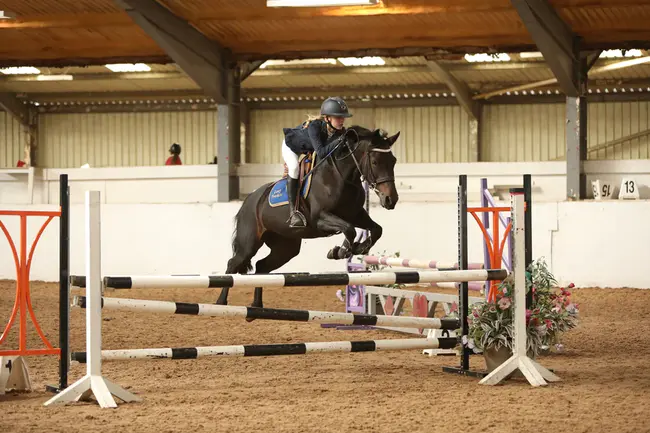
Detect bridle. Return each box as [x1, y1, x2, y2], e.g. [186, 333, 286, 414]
[334, 129, 395, 194]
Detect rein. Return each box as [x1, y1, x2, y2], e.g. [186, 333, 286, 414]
[337, 129, 395, 194]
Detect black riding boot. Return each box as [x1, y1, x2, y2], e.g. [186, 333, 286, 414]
[287, 177, 307, 228]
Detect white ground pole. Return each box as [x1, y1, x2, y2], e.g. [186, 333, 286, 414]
[44, 190, 141, 408]
[479, 190, 561, 387]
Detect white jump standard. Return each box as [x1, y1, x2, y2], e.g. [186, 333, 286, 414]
[44, 191, 140, 409]
[478, 188, 560, 386]
[72, 295, 462, 330]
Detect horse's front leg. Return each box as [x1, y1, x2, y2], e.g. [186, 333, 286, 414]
[347, 209, 382, 256]
[315, 212, 358, 260]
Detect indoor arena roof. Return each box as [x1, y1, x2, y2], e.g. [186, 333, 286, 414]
[0, 0, 649, 67]
[4, 52, 650, 103]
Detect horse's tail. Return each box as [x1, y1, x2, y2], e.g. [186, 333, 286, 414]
[229, 185, 269, 273]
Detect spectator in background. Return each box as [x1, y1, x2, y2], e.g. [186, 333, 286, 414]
[166, 143, 182, 165]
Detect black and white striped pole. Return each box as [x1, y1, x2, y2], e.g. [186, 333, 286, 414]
[70, 338, 458, 363]
[72, 295, 461, 331]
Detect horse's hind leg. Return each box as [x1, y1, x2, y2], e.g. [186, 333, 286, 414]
[248, 233, 302, 315]
[215, 236, 263, 306]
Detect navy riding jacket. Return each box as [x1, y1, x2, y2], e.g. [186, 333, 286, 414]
[283, 119, 345, 159]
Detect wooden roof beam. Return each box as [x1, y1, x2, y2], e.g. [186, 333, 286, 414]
[114, 0, 231, 104]
[425, 60, 479, 120]
[0, 92, 33, 131]
[510, 0, 583, 96]
[240, 61, 265, 82]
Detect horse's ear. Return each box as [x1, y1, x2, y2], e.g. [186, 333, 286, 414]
[387, 131, 400, 146]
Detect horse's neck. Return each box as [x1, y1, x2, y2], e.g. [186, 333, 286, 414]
[333, 149, 364, 186]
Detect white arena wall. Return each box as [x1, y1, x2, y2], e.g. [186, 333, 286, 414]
[0, 160, 649, 290]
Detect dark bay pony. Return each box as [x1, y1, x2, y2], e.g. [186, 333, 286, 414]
[216, 125, 401, 309]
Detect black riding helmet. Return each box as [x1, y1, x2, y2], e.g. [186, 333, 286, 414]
[320, 97, 352, 118]
[169, 143, 181, 155]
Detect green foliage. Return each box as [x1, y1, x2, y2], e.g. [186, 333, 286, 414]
[464, 258, 580, 357]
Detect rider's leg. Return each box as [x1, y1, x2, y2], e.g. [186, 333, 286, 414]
[281, 140, 307, 227]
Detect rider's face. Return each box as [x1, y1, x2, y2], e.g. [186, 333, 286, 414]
[328, 116, 345, 130]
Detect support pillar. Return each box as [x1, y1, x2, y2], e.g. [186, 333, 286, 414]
[217, 68, 241, 202]
[565, 56, 589, 201]
[469, 110, 481, 162]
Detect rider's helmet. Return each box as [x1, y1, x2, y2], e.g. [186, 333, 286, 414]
[320, 97, 352, 118]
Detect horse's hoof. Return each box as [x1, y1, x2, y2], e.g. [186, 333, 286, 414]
[327, 247, 340, 260]
[338, 247, 352, 259]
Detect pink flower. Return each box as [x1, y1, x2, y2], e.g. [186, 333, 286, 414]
[498, 297, 512, 310]
[568, 283, 575, 289]
[545, 319, 553, 329]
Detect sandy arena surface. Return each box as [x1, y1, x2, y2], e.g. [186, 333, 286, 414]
[1, 279, 650, 433]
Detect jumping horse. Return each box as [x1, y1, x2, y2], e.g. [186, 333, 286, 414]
[216, 125, 401, 309]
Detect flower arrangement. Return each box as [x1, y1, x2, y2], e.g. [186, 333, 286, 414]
[463, 258, 579, 358]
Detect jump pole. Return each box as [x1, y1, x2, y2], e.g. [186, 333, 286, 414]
[71, 295, 462, 331]
[70, 338, 457, 363]
[94, 268, 506, 290]
[362, 256, 484, 270]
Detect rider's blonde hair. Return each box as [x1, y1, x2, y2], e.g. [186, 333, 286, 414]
[303, 113, 337, 134]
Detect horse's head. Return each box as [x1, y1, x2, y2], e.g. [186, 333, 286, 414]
[345, 126, 400, 210]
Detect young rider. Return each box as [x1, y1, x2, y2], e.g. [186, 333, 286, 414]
[281, 96, 352, 228]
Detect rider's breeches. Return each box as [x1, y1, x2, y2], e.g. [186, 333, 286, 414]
[281, 139, 300, 179]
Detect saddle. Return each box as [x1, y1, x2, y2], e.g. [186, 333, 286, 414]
[282, 151, 317, 184]
[269, 152, 317, 208]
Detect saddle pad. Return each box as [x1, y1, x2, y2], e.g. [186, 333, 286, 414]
[268, 175, 314, 207]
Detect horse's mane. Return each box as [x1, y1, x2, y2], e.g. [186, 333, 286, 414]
[347, 125, 373, 138]
[346, 125, 390, 147]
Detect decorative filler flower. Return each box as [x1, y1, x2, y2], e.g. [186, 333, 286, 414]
[464, 258, 580, 357]
[357, 249, 403, 289]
